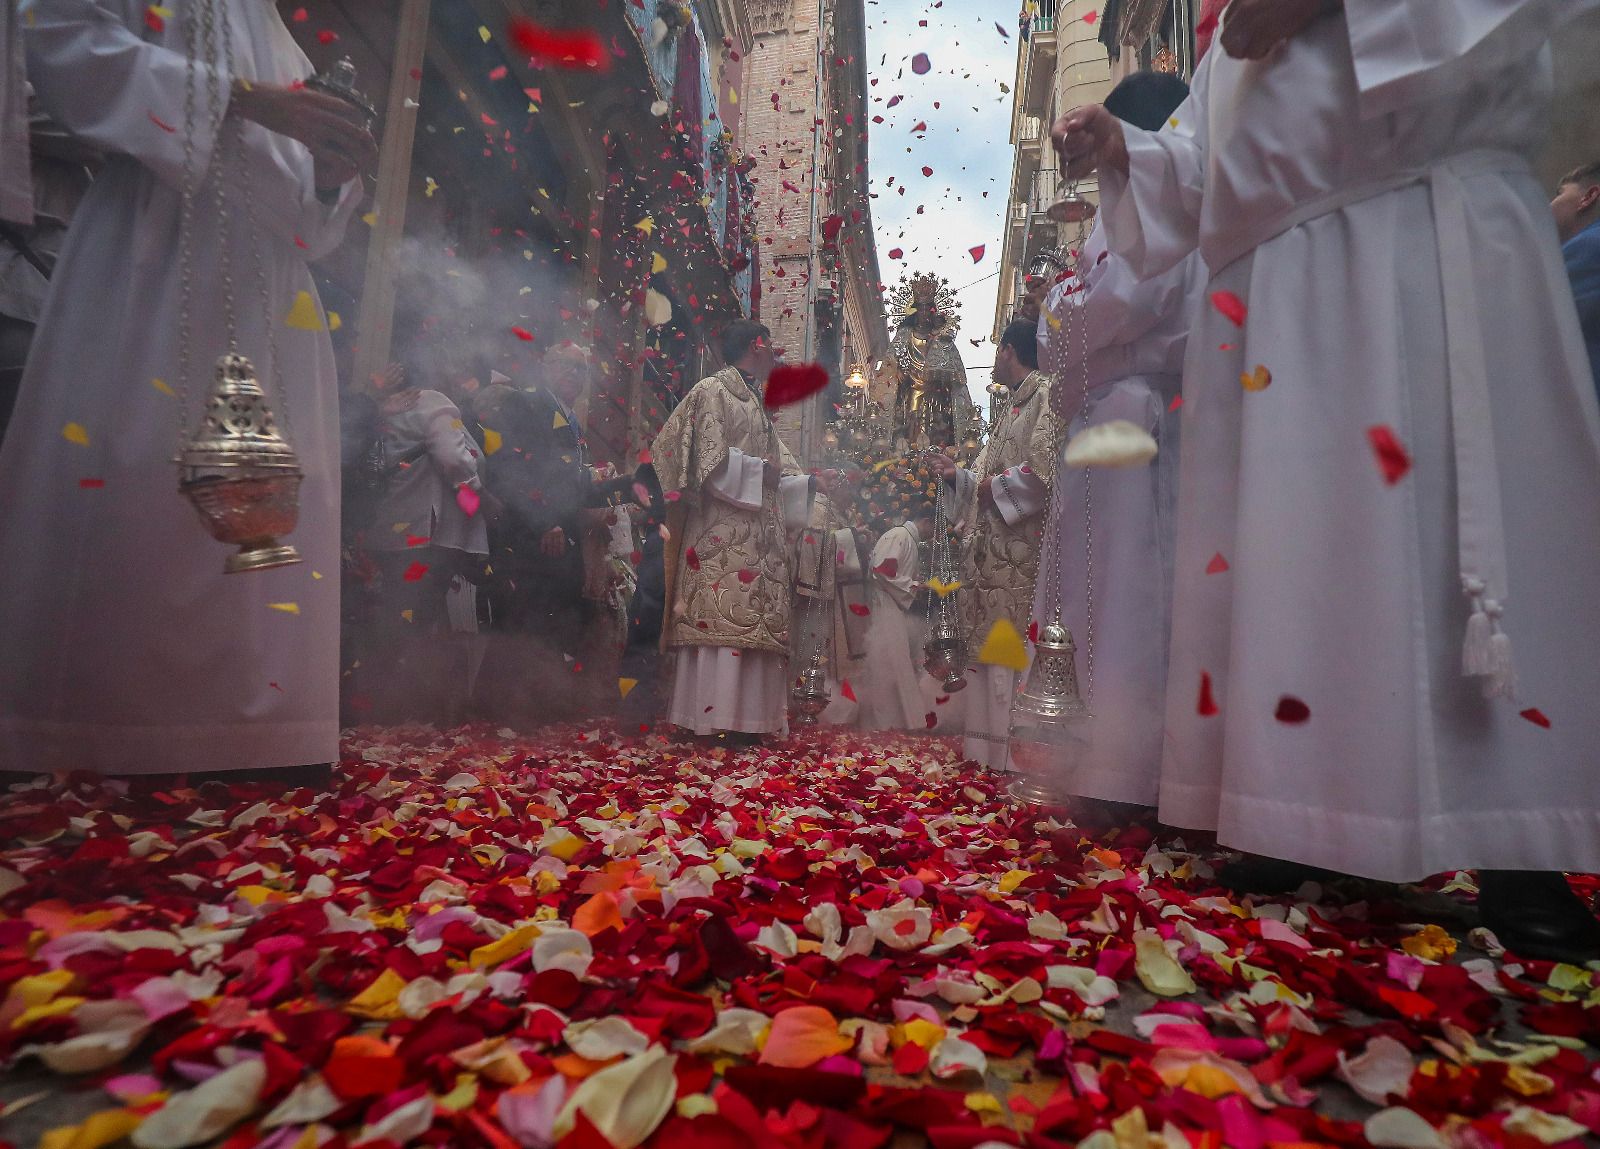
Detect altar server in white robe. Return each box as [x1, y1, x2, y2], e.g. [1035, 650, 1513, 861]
[653, 321, 813, 738]
[1036, 72, 1204, 816]
[860, 505, 936, 731]
[0, 1, 372, 776]
[1055, 0, 1600, 958]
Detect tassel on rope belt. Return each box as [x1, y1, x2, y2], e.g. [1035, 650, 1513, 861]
[1208, 148, 1532, 699]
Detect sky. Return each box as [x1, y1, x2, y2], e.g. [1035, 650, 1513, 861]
[861, 0, 1019, 406]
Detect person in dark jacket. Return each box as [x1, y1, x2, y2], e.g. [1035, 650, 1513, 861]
[471, 345, 631, 723]
[1553, 160, 1600, 403]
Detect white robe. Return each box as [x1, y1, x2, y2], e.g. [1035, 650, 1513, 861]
[0, 1, 360, 775]
[667, 448, 810, 735]
[1031, 225, 1203, 806]
[1102, 0, 1600, 880]
[860, 521, 926, 731]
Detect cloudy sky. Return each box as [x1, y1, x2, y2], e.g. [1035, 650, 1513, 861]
[862, 0, 1018, 405]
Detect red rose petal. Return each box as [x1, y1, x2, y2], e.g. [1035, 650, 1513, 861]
[1210, 290, 1247, 326]
[1520, 707, 1551, 728]
[1274, 695, 1311, 724]
[507, 18, 610, 71]
[1197, 671, 1219, 716]
[764, 363, 831, 409]
[1366, 424, 1412, 485]
[1205, 553, 1229, 575]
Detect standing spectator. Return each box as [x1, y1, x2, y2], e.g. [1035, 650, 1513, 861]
[473, 345, 624, 722]
[1553, 160, 1600, 399]
[365, 365, 487, 723]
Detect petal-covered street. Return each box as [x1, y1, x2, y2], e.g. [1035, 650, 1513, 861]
[2, 726, 1597, 1149]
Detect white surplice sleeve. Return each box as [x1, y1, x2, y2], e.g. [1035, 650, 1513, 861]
[705, 447, 765, 510]
[1097, 51, 1211, 282]
[1344, 0, 1600, 119]
[870, 526, 919, 612]
[22, 0, 226, 192]
[949, 466, 977, 509]
[990, 464, 1049, 526]
[779, 474, 813, 530]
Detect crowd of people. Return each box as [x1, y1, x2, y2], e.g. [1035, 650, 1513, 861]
[3, 0, 1600, 969]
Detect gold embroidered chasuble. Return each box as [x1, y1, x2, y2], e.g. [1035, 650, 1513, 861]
[651, 367, 802, 656]
[960, 370, 1059, 644]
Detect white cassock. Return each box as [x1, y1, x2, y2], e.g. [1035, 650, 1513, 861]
[860, 521, 926, 731]
[1102, 0, 1600, 880]
[666, 448, 811, 735]
[1033, 225, 1204, 805]
[0, 2, 360, 775]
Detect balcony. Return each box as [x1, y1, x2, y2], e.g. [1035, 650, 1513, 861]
[1021, 12, 1058, 115]
[1017, 115, 1044, 152]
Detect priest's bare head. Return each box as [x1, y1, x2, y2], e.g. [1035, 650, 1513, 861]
[1552, 159, 1600, 243]
[911, 502, 937, 540]
[995, 319, 1040, 389]
[721, 320, 780, 381]
[543, 342, 592, 405]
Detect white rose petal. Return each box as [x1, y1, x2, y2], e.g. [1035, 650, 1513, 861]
[1363, 1108, 1448, 1149]
[1335, 1035, 1415, 1106]
[532, 928, 593, 977]
[564, 1016, 649, 1061]
[262, 1076, 342, 1129]
[554, 1046, 677, 1149]
[354, 1094, 436, 1146]
[686, 1008, 770, 1056]
[132, 1059, 267, 1149]
[929, 1032, 987, 1079]
[865, 899, 931, 951]
[1063, 419, 1158, 469]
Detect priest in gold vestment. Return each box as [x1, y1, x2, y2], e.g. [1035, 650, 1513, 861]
[932, 320, 1059, 768]
[651, 321, 813, 737]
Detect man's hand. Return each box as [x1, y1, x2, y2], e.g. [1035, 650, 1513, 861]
[978, 482, 998, 515]
[1051, 104, 1128, 183]
[228, 83, 378, 188]
[762, 460, 780, 491]
[1219, 0, 1334, 60]
[539, 526, 566, 557]
[925, 451, 958, 483]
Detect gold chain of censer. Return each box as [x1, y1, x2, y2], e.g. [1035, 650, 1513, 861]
[176, 0, 305, 574]
[1039, 184, 1095, 701]
[1002, 176, 1096, 800]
